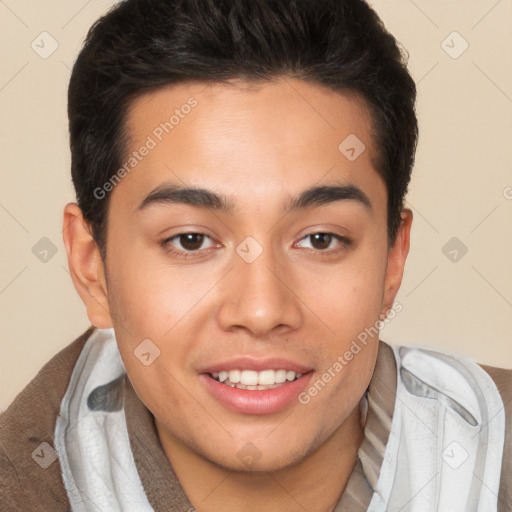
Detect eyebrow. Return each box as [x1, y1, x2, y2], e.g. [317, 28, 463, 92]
[136, 182, 372, 214]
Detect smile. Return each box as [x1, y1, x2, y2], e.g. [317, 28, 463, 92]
[201, 370, 312, 415]
[210, 369, 303, 390]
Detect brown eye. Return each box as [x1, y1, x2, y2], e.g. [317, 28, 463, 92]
[295, 232, 352, 254]
[309, 233, 332, 250]
[161, 232, 220, 259]
[179, 233, 205, 251]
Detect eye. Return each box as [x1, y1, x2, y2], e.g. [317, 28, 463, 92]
[295, 232, 352, 253]
[161, 232, 219, 258]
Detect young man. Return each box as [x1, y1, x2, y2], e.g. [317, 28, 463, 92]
[1, 0, 510, 510]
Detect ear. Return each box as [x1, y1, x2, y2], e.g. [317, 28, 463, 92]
[382, 208, 413, 313]
[62, 203, 113, 329]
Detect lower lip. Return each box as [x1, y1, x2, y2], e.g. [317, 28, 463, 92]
[199, 373, 312, 415]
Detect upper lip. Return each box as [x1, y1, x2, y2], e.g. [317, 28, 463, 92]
[199, 357, 313, 374]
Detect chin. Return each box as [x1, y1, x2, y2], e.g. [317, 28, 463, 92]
[198, 433, 322, 474]
[211, 451, 307, 474]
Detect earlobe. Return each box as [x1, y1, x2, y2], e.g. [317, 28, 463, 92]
[62, 203, 113, 329]
[382, 209, 413, 311]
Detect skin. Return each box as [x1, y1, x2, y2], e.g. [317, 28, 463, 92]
[63, 77, 412, 511]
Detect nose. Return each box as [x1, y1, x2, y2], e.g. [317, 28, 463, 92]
[216, 242, 304, 337]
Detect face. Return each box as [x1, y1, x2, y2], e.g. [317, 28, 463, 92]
[75, 78, 409, 472]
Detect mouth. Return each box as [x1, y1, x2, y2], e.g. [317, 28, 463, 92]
[209, 369, 303, 390]
[199, 364, 313, 415]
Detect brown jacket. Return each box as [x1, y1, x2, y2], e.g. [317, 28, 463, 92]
[1, 326, 511, 511]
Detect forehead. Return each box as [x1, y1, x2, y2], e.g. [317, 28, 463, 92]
[113, 78, 384, 213]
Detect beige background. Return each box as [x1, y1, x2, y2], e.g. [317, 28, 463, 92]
[1, 0, 511, 411]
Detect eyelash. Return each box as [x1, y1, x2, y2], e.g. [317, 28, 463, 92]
[160, 232, 352, 259]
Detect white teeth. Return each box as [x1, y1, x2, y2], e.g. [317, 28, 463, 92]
[275, 369, 287, 383]
[211, 368, 303, 387]
[240, 370, 258, 386]
[258, 369, 275, 386]
[228, 369, 241, 383]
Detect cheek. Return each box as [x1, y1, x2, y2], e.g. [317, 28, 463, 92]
[305, 249, 386, 334]
[104, 249, 214, 384]
[106, 237, 210, 334]
[297, 264, 383, 423]
[298, 244, 386, 403]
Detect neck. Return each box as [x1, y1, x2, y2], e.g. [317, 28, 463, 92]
[156, 403, 364, 512]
